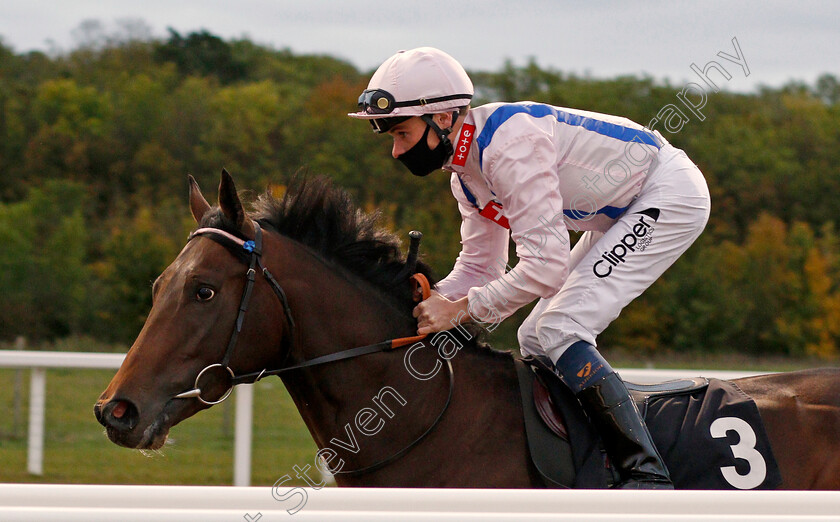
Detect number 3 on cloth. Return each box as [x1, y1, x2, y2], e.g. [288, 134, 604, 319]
[710, 416, 768, 489]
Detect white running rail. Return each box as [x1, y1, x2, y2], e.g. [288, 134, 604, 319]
[0, 484, 838, 521]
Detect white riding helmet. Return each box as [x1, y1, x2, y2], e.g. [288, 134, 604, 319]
[348, 47, 473, 131]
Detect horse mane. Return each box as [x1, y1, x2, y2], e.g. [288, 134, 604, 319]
[200, 174, 438, 311]
[201, 174, 503, 358]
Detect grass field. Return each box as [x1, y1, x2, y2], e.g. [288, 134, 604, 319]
[1, 345, 837, 487]
[0, 367, 317, 486]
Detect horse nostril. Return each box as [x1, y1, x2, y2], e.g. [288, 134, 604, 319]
[101, 399, 139, 431]
[112, 401, 128, 419]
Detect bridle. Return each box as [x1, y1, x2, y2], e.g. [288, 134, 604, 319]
[172, 222, 296, 404]
[173, 221, 436, 402]
[173, 221, 453, 476]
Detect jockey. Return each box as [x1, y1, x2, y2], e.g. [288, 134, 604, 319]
[349, 47, 710, 489]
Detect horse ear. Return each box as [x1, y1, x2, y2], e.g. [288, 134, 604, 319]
[218, 169, 255, 236]
[188, 175, 211, 223]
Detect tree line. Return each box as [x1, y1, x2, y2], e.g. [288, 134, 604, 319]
[1, 28, 839, 358]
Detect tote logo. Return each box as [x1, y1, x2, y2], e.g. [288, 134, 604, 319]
[452, 123, 475, 167]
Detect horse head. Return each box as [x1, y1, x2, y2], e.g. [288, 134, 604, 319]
[94, 170, 289, 449]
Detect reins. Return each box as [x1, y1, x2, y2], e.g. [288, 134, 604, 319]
[174, 221, 454, 476]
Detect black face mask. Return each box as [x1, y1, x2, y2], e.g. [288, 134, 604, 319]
[397, 116, 454, 177]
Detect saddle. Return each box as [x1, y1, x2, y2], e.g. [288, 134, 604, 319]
[515, 355, 782, 489]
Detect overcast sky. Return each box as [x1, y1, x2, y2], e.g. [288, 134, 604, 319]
[2, 1, 837, 93]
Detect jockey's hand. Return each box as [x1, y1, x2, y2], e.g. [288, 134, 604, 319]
[413, 291, 470, 336]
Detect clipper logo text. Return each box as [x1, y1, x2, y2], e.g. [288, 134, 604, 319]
[593, 213, 657, 278]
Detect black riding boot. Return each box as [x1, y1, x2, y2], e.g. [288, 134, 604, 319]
[555, 341, 673, 489]
[577, 371, 673, 488]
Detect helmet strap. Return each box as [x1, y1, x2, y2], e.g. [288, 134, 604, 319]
[420, 111, 461, 157]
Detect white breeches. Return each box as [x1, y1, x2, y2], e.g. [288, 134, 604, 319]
[517, 143, 711, 363]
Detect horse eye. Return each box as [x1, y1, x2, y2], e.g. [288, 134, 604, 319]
[196, 287, 216, 301]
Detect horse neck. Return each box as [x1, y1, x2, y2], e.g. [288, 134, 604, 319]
[264, 234, 423, 444]
[269, 235, 416, 350]
[264, 235, 527, 485]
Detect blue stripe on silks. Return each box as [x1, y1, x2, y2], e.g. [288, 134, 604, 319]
[457, 176, 480, 209]
[475, 103, 661, 169]
[564, 204, 629, 220]
[462, 173, 627, 221]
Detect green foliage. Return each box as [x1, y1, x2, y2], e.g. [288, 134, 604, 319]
[0, 181, 90, 339]
[195, 80, 285, 186]
[154, 29, 248, 84]
[1, 25, 839, 360]
[89, 207, 181, 342]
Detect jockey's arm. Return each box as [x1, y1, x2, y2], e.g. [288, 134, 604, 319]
[434, 174, 510, 300]
[464, 130, 570, 324]
[431, 129, 571, 329]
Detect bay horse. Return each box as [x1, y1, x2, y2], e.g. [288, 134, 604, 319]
[95, 170, 840, 489]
